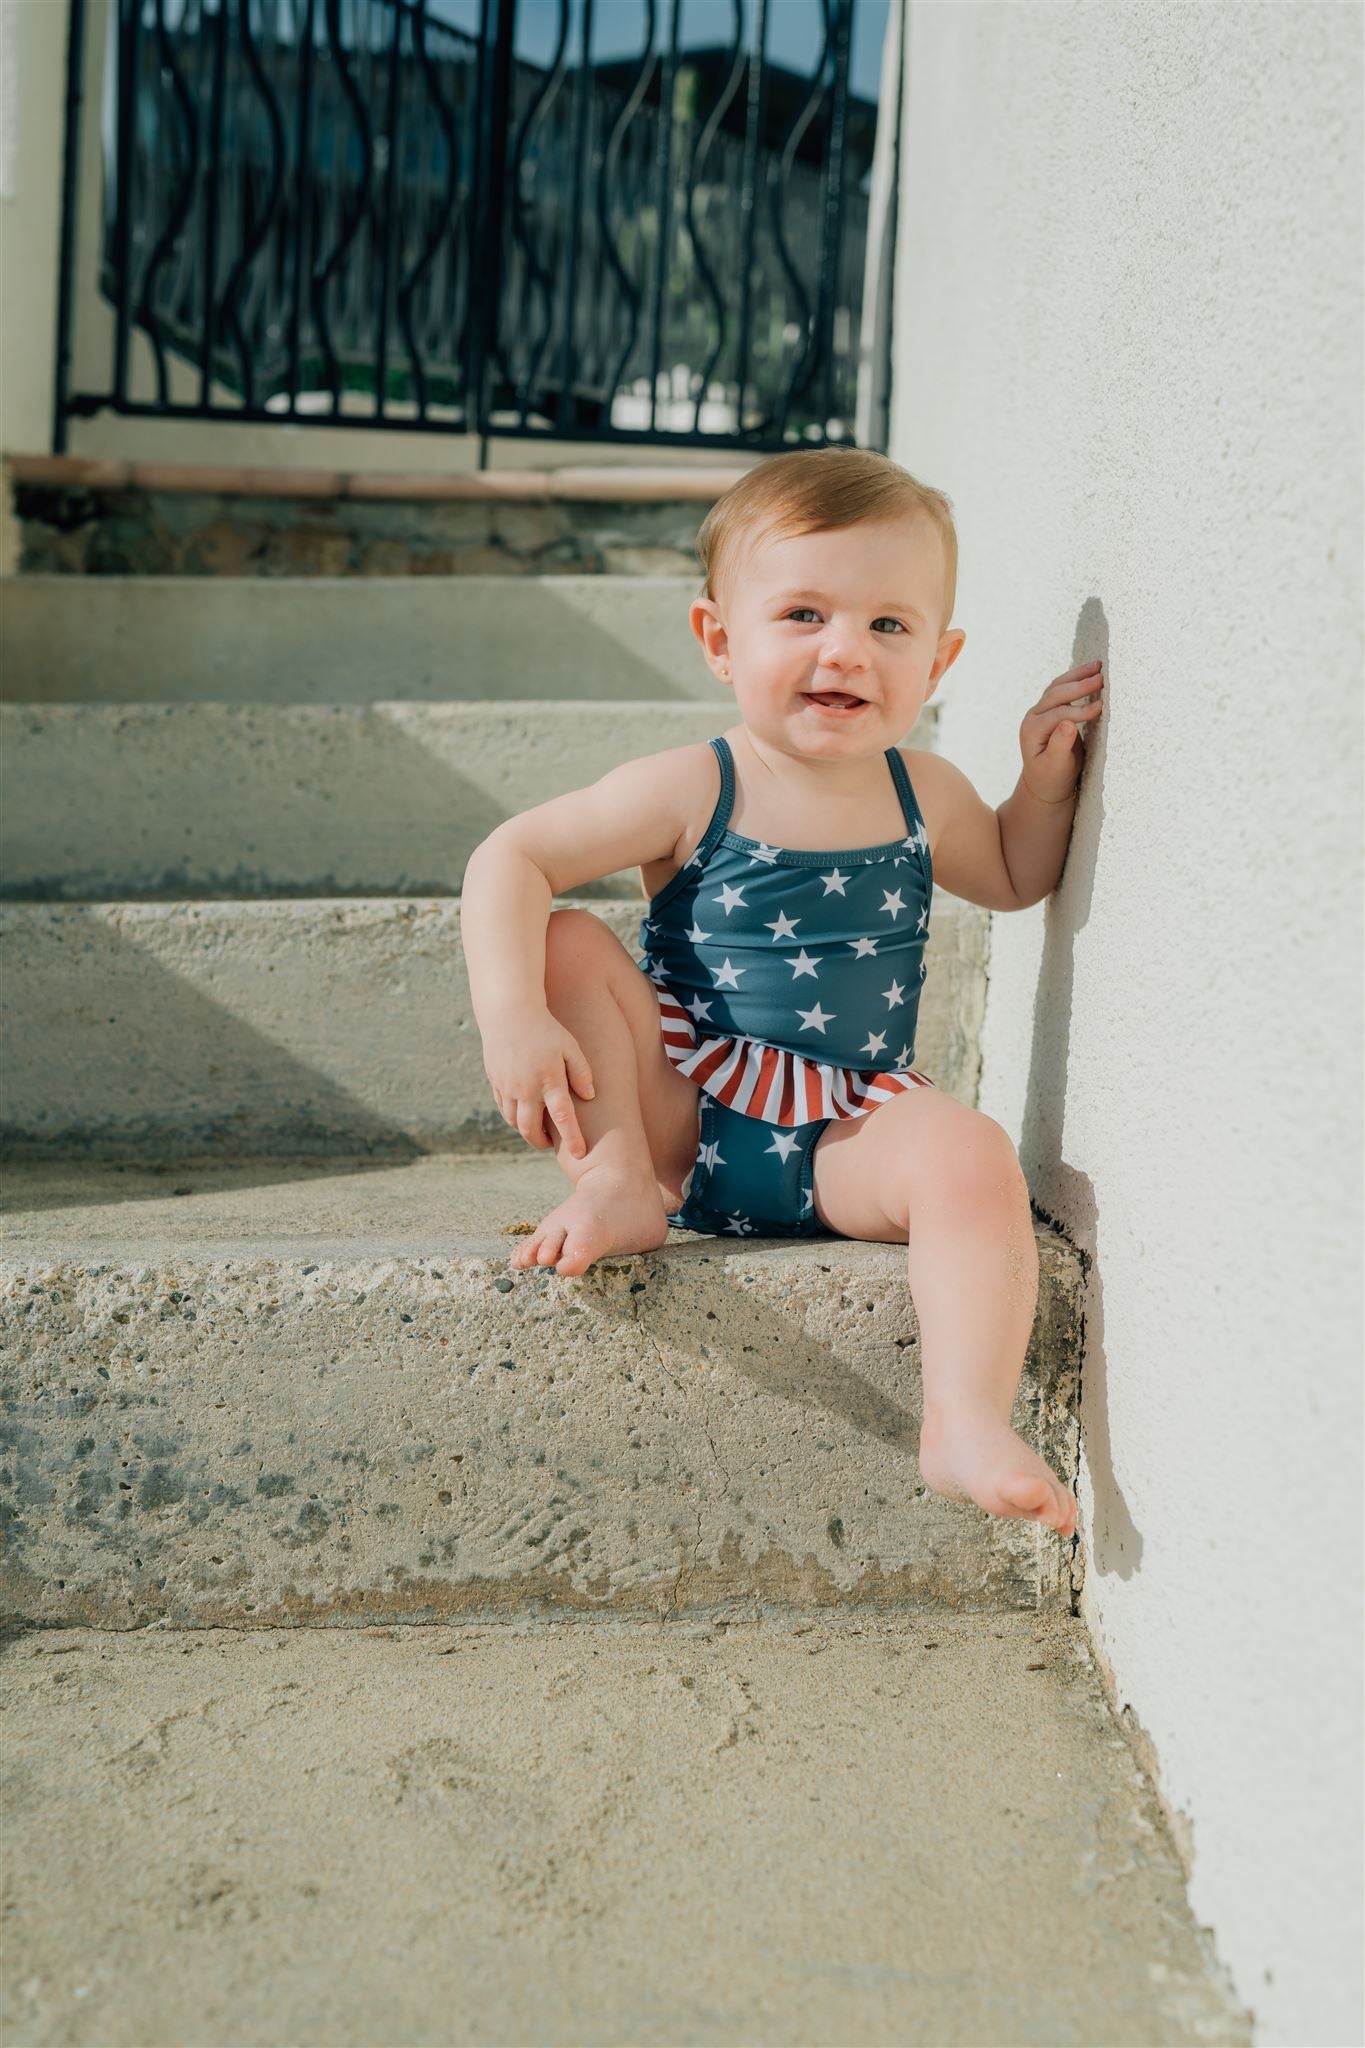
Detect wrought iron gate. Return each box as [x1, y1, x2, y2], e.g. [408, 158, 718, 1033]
[54, 0, 898, 454]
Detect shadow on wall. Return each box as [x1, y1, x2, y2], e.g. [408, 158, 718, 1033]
[1019, 597, 1142, 1584]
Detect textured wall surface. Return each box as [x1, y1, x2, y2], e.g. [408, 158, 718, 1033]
[892, 7, 1362, 2044]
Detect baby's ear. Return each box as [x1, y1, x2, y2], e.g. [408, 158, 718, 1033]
[689, 594, 729, 672]
[931, 627, 966, 684]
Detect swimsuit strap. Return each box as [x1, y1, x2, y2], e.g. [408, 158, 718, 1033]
[692, 733, 736, 861]
[885, 745, 928, 842]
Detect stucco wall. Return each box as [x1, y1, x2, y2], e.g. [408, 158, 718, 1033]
[890, 6, 1363, 2043]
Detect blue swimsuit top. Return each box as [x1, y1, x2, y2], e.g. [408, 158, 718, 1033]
[638, 734, 935, 1126]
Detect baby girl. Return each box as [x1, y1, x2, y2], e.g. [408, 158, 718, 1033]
[462, 448, 1104, 1538]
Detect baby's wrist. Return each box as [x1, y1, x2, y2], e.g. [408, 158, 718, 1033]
[1020, 775, 1080, 807]
[475, 993, 549, 1039]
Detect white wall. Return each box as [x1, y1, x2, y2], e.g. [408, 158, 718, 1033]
[891, 6, 1363, 2043]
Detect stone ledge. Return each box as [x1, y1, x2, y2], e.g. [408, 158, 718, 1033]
[4, 454, 755, 503]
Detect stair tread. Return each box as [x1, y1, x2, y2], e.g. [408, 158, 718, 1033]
[0, 1150, 1078, 1271]
[0, 1612, 1250, 2048]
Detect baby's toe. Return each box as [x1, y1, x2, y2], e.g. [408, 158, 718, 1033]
[999, 1472, 1055, 1523]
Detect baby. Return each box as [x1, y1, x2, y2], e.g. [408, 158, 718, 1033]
[462, 448, 1103, 1538]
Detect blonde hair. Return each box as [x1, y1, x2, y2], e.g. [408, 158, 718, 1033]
[695, 447, 958, 632]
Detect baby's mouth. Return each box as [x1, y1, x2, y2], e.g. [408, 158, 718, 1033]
[804, 691, 868, 713]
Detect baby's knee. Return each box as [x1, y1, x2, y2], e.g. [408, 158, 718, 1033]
[544, 906, 619, 982]
[924, 1106, 1025, 1207]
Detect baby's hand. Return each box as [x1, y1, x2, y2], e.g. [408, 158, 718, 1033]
[1019, 658, 1105, 801]
[483, 1009, 595, 1156]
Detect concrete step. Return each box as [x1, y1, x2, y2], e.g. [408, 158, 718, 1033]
[1, 701, 766, 899]
[0, 1153, 1082, 1629]
[0, 576, 717, 705]
[0, 895, 987, 1159]
[0, 1613, 1250, 2048]
[1, 695, 940, 900]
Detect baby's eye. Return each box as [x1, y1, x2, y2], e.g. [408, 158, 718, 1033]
[783, 608, 908, 634]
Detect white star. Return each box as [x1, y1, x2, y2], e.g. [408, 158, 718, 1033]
[747, 843, 780, 865]
[698, 1139, 727, 1171]
[801, 1186, 814, 1214]
[860, 1029, 889, 1058]
[913, 821, 929, 855]
[685, 850, 704, 868]
[916, 905, 929, 935]
[882, 978, 906, 1009]
[685, 993, 714, 1022]
[711, 957, 745, 989]
[892, 856, 908, 868]
[684, 920, 711, 944]
[713, 882, 747, 913]
[819, 867, 850, 896]
[796, 1001, 835, 1034]
[788, 948, 822, 980]
[765, 1128, 802, 1162]
[765, 910, 801, 942]
[723, 1214, 755, 1235]
[897, 1044, 915, 1065]
[900, 833, 918, 854]
[879, 888, 907, 920]
[849, 936, 879, 958]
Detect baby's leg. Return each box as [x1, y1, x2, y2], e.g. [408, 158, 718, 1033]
[508, 908, 701, 1277]
[810, 1091, 1077, 1538]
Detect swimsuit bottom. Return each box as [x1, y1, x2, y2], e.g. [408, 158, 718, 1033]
[666, 1093, 834, 1239]
[653, 992, 939, 1240]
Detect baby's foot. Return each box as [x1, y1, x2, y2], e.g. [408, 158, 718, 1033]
[917, 1412, 1077, 1538]
[508, 1164, 670, 1277]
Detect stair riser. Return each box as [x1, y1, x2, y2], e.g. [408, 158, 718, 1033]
[2, 699, 939, 899]
[0, 1237, 1080, 1626]
[0, 897, 987, 1157]
[0, 703, 746, 898]
[0, 577, 716, 705]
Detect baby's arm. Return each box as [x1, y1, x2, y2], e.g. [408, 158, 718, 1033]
[461, 749, 696, 1146]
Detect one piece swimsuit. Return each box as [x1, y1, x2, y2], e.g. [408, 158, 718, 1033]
[638, 733, 938, 1238]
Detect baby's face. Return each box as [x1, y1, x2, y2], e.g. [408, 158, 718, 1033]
[691, 513, 963, 759]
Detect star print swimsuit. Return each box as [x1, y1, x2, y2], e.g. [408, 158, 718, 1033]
[638, 733, 938, 1239]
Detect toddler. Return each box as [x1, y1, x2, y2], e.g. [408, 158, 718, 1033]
[462, 448, 1104, 1537]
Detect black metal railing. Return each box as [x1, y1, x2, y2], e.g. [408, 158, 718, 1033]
[55, 0, 895, 452]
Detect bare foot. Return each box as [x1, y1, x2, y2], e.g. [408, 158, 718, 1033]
[507, 1163, 670, 1277]
[917, 1412, 1077, 1538]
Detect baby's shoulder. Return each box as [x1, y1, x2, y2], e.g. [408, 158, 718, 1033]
[630, 734, 727, 853]
[893, 746, 957, 863]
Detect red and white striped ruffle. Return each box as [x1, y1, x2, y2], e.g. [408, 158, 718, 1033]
[655, 984, 936, 1127]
